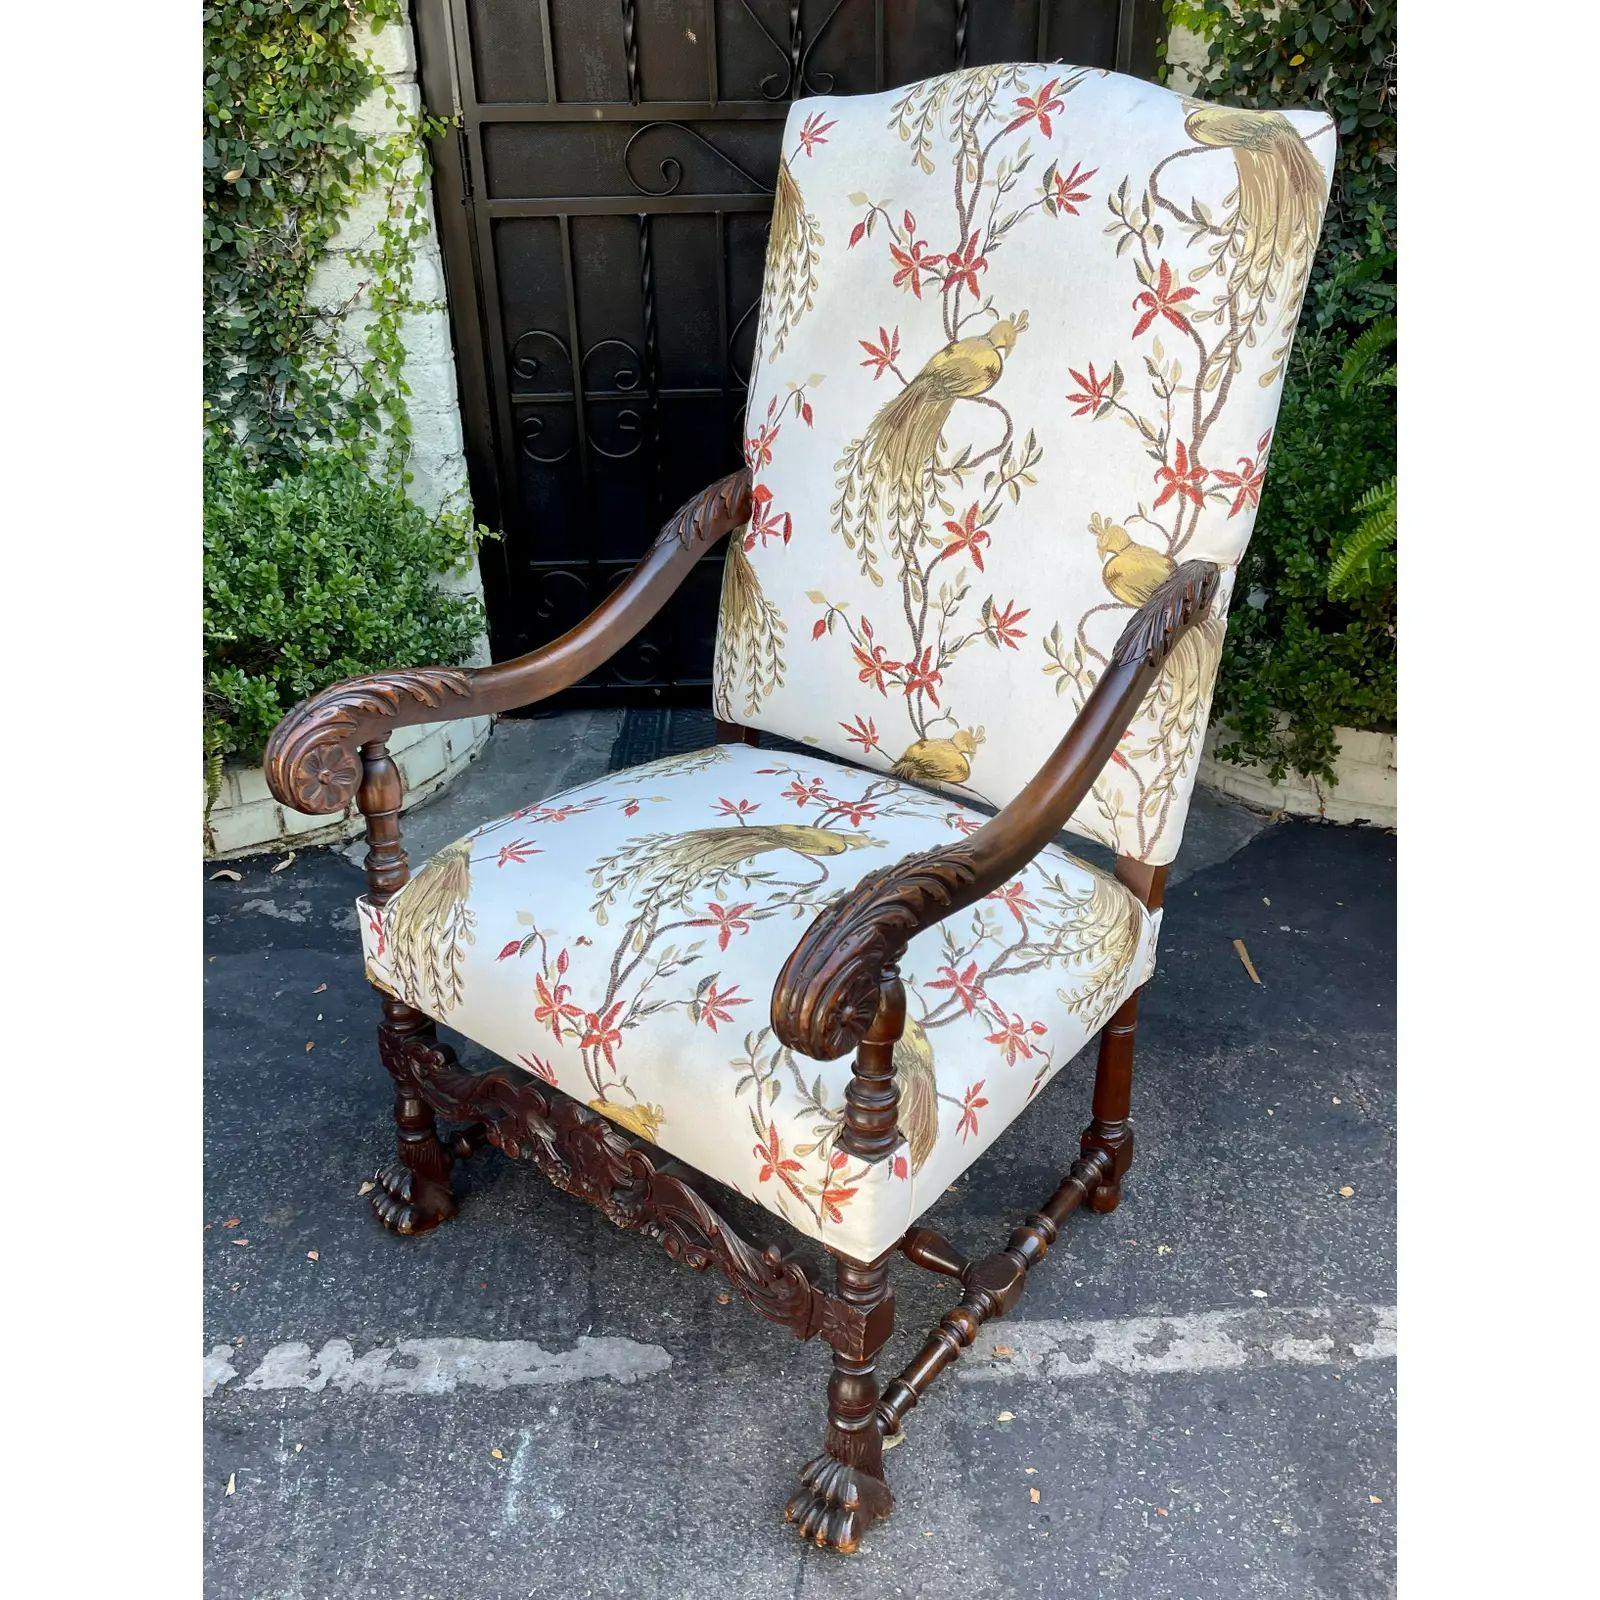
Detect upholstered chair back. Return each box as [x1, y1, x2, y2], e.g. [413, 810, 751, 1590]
[713, 66, 1335, 864]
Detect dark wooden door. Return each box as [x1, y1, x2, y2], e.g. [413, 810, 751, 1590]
[414, 0, 1163, 703]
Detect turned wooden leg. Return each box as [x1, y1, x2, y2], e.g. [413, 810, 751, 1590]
[786, 972, 903, 1551]
[1081, 987, 1142, 1213]
[372, 999, 459, 1234]
[359, 739, 457, 1235]
[786, 1248, 896, 1552]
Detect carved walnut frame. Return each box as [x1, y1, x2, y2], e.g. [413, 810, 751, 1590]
[266, 467, 1218, 1552]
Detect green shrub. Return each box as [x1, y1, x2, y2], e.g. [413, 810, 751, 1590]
[1210, 329, 1396, 783]
[204, 437, 485, 772]
[1167, 2, 1396, 783]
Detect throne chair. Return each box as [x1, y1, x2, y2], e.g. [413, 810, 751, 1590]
[266, 62, 1333, 1552]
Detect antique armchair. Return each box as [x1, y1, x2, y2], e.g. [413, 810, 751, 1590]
[267, 65, 1332, 1552]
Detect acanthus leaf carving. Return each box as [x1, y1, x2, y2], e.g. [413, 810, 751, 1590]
[265, 667, 474, 815]
[386, 1026, 836, 1346]
[656, 466, 754, 553]
[771, 845, 980, 1062]
[1109, 560, 1221, 671]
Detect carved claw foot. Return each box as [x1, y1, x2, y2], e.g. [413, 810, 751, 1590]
[785, 1452, 892, 1553]
[371, 1158, 457, 1235]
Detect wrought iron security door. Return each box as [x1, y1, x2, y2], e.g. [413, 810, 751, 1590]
[414, 0, 1162, 702]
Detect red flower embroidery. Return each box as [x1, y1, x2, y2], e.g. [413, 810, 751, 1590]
[366, 909, 386, 959]
[744, 419, 780, 470]
[901, 647, 943, 707]
[580, 1002, 625, 1070]
[1131, 259, 1198, 338]
[892, 1154, 910, 1181]
[534, 952, 583, 1041]
[946, 812, 982, 837]
[956, 1080, 990, 1141]
[1153, 440, 1206, 510]
[497, 939, 524, 961]
[495, 838, 541, 868]
[1066, 362, 1113, 416]
[820, 1158, 859, 1223]
[986, 598, 1030, 650]
[714, 796, 759, 819]
[937, 504, 991, 572]
[697, 979, 749, 1033]
[928, 960, 987, 1015]
[985, 1012, 1048, 1066]
[831, 794, 879, 827]
[1005, 77, 1065, 138]
[1212, 454, 1267, 518]
[510, 801, 590, 824]
[943, 232, 989, 299]
[853, 641, 902, 695]
[690, 901, 756, 952]
[841, 715, 880, 754]
[988, 881, 1039, 929]
[797, 111, 835, 156]
[858, 325, 901, 381]
[746, 483, 792, 547]
[753, 1122, 805, 1196]
[781, 776, 827, 808]
[1046, 159, 1097, 216]
[890, 237, 936, 298]
[517, 1052, 559, 1086]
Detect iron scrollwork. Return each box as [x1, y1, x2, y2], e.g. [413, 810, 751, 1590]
[623, 122, 775, 197]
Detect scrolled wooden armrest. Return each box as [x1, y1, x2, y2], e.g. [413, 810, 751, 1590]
[771, 559, 1220, 1060]
[265, 468, 752, 816]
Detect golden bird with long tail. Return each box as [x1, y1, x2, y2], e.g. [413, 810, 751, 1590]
[385, 837, 476, 1015]
[762, 159, 824, 361]
[1182, 104, 1326, 381]
[892, 1013, 939, 1174]
[835, 313, 1028, 579]
[715, 534, 788, 717]
[1088, 515, 1224, 837]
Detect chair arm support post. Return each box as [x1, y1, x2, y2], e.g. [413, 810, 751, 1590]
[771, 560, 1219, 1062]
[838, 970, 905, 1165]
[264, 468, 753, 817]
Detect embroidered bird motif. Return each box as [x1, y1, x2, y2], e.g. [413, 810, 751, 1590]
[763, 159, 824, 360]
[384, 837, 476, 1014]
[1182, 104, 1326, 380]
[1088, 515, 1225, 825]
[1092, 514, 1176, 606]
[589, 1097, 665, 1143]
[836, 313, 1029, 579]
[892, 1014, 939, 1175]
[593, 822, 879, 956]
[890, 728, 985, 788]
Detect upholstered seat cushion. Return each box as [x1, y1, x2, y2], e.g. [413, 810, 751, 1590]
[359, 743, 1158, 1258]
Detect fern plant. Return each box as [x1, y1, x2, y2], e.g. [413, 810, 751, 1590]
[1328, 477, 1396, 599]
[1328, 312, 1397, 599]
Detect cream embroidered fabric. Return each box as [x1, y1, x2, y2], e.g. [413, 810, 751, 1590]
[713, 66, 1335, 864]
[359, 744, 1158, 1259]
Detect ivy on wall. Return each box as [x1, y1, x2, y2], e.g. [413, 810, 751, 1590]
[1164, 2, 1397, 783]
[202, 0, 450, 475]
[202, 1, 487, 808]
